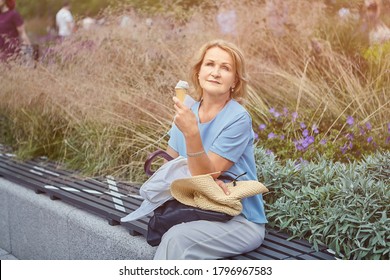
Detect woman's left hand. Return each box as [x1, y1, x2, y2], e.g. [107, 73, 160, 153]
[173, 96, 198, 137]
[215, 179, 230, 195]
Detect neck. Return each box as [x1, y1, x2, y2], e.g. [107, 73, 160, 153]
[198, 95, 231, 123]
[201, 96, 230, 110]
[1, 6, 9, 13]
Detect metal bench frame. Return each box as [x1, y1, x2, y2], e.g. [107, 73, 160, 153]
[0, 152, 335, 260]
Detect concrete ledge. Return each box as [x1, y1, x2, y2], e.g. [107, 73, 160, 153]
[0, 248, 17, 260]
[0, 178, 156, 260]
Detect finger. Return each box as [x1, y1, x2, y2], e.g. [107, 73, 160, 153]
[174, 102, 189, 114]
[172, 96, 184, 108]
[216, 180, 230, 195]
[173, 103, 181, 112]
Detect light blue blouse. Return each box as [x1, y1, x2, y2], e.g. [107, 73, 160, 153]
[168, 99, 267, 224]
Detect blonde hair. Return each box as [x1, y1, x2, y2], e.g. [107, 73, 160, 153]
[189, 39, 248, 103]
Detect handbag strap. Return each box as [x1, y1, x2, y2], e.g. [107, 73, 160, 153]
[213, 171, 248, 186]
[144, 150, 174, 176]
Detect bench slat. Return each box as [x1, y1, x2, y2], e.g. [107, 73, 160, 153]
[0, 155, 148, 236]
[262, 232, 314, 253]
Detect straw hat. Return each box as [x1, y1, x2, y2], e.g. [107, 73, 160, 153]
[170, 174, 268, 216]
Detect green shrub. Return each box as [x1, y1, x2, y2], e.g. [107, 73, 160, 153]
[255, 148, 390, 260]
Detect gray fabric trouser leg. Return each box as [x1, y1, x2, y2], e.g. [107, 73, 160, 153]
[153, 215, 265, 260]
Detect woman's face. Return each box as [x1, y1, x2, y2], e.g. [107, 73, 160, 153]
[198, 47, 236, 99]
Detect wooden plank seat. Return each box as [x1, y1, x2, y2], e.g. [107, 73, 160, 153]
[0, 152, 335, 260]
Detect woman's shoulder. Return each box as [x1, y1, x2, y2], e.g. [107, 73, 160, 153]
[219, 99, 252, 127]
[228, 99, 251, 117]
[8, 9, 23, 21]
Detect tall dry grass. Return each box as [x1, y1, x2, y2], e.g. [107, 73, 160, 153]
[0, 0, 389, 181]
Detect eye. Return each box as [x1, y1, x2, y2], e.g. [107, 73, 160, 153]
[222, 65, 230, 71]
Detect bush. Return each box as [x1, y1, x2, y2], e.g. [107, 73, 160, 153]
[253, 108, 390, 163]
[255, 147, 390, 260]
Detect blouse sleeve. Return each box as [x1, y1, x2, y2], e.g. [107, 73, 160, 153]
[209, 112, 253, 163]
[12, 11, 24, 28]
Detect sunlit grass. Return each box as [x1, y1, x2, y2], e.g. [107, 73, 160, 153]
[0, 0, 389, 182]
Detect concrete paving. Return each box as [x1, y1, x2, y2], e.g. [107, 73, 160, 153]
[0, 177, 156, 260]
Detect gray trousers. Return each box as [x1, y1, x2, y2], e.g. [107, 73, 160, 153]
[153, 215, 265, 260]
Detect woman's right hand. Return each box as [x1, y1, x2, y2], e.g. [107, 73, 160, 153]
[173, 96, 198, 138]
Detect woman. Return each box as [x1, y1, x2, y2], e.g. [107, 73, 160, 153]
[0, 0, 31, 61]
[154, 39, 267, 260]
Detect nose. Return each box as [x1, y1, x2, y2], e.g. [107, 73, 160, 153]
[210, 67, 221, 77]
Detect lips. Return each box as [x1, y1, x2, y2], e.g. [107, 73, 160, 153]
[207, 80, 221, 84]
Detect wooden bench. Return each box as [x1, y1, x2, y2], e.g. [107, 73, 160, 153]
[0, 151, 335, 260]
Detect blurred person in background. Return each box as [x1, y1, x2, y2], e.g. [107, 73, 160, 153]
[56, 1, 75, 38]
[81, 17, 96, 31]
[80, 9, 96, 31]
[216, 0, 238, 37]
[265, 0, 290, 37]
[0, 0, 31, 62]
[362, 0, 390, 45]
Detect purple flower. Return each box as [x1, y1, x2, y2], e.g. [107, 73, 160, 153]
[365, 122, 372, 130]
[307, 136, 315, 144]
[292, 112, 298, 122]
[283, 108, 289, 116]
[258, 124, 266, 131]
[300, 122, 306, 129]
[302, 140, 310, 149]
[346, 133, 354, 141]
[386, 136, 390, 144]
[388, 123, 390, 134]
[302, 136, 315, 148]
[359, 126, 366, 135]
[295, 144, 304, 151]
[294, 135, 315, 151]
[269, 108, 279, 118]
[269, 108, 280, 118]
[367, 136, 373, 143]
[268, 132, 276, 139]
[320, 139, 327, 145]
[347, 116, 354, 126]
[293, 139, 304, 151]
[299, 158, 309, 165]
[312, 124, 319, 134]
[341, 144, 348, 154]
[302, 129, 309, 137]
[280, 135, 285, 140]
[254, 133, 259, 140]
[265, 149, 274, 155]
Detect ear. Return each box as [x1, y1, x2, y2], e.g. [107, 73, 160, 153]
[232, 77, 238, 88]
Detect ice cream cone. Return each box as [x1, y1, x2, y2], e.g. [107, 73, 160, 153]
[175, 80, 189, 103]
[175, 88, 187, 102]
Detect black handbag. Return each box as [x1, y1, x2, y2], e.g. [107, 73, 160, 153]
[146, 199, 233, 246]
